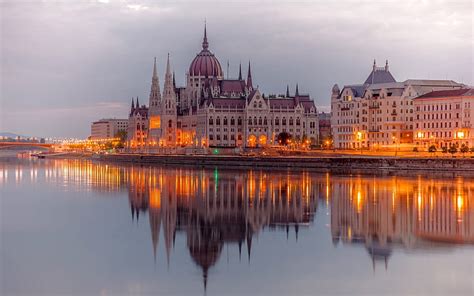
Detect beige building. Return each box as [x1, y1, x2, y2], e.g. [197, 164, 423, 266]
[90, 118, 128, 140]
[414, 88, 474, 148]
[331, 60, 464, 149]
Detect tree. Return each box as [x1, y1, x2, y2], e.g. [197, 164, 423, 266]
[448, 145, 458, 157]
[460, 144, 469, 156]
[428, 145, 437, 154]
[114, 130, 127, 149]
[277, 132, 292, 146]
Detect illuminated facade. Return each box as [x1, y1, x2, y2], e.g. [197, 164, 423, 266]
[413, 88, 474, 148]
[127, 97, 149, 148]
[331, 60, 464, 149]
[128, 25, 319, 151]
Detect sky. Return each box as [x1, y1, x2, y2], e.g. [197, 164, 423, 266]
[1, 0, 472, 138]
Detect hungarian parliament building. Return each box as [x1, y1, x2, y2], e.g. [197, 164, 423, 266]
[127, 25, 319, 151]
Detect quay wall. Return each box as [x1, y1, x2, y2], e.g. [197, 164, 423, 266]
[98, 154, 474, 172]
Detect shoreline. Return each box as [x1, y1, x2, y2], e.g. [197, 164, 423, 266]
[97, 153, 474, 172]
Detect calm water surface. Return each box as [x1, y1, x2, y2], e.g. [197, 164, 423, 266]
[1, 156, 473, 295]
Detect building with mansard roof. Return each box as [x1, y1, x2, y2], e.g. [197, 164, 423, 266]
[331, 60, 464, 149]
[126, 24, 319, 151]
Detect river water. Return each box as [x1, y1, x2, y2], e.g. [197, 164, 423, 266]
[1, 155, 473, 295]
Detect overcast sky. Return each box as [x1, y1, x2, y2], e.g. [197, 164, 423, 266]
[1, 0, 472, 138]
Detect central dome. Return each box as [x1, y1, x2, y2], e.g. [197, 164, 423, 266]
[189, 25, 223, 78]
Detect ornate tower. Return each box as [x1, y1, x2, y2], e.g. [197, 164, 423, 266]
[148, 58, 162, 145]
[161, 54, 178, 146]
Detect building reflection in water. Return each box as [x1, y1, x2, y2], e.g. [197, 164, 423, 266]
[128, 167, 318, 289]
[3, 159, 474, 289]
[330, 175, 474, 271]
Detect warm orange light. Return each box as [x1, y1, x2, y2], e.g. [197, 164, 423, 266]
[150, 116, 161, 129]
[457, 131, 465, 139]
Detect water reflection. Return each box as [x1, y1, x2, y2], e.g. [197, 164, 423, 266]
[2, 158, 474, 293]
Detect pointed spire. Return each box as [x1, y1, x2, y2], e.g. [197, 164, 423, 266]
[136, 96, 139, 108]
[149, 58, 161, 110]
[131, 98, 135, 111]
[295, 83, 299, 96]
[385, 59, 389, 71]
[173, 71, 176, 88]
[373, 59, 376, 71]
[286, 85, 290, 97]
[163, 53, 176, 101]
[246, 61, 253, 89]
[202, 21, 209, 50]
[238, 62, 242, 80]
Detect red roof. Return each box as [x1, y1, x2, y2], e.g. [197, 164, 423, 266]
[414, 88, 473, 99]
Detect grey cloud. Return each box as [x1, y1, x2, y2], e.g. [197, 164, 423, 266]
[1, 0, 472, 137]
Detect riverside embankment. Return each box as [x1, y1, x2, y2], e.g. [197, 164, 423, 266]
[98, 154, 474, 172]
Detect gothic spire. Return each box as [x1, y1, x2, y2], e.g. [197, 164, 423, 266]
[136, 96, 139, 108]
[130, 98, 135, 115]
[202, 21, 209, 50]
[295, 83, 299, 96]
[172, 71, 176, 88]
[163, 53, 176, 100]
[246, 61, 253, 89]
[149, 57, 161, 107]
[286, 85, 290, 97]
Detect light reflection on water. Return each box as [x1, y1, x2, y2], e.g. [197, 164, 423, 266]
[1, 157, 473, 295]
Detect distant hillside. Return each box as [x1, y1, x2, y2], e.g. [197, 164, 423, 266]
[0, 132, 27, 138]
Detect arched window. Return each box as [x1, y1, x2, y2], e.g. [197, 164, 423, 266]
[263, 117, 267, 125]
[248, 117, 252, 125]
[209, 117, 213, 125]
[254, 116, 257, 125]
[216, 117, 221, 125]
[168, 120, 172, 128]
[258, 117, 262, 125]
[296, 117, 300, 126]
[282, 117, 287, 125]
[275, 118, 279, 125]
[258, 102, 262, 108]
[137, 123, 140, 130]
[289, 117, 294, 126]
[231, 117, 235, 125]
[238, 117, 242, 125]
[224, 117, 228, 125]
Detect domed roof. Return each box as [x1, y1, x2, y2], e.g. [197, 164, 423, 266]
[189, 25, 223, 77]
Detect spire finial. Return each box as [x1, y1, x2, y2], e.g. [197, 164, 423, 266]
[202, 20, 209, 50]
[136, 96, 139, 107]
[246, 60, 253, 89]
[286, 84, 290, 97]
[373, 59, 376, 71]
[238, 62, 242, 80]
[166, 53, 171, 75]
[295, 83, 299, 96]
[153, 57, 157, 78]
[385, 59, 389, 71]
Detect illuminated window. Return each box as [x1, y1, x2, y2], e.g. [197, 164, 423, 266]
[150, 116, 161, 129]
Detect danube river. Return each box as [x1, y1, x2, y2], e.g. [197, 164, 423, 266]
[1, 155, 473, 295]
